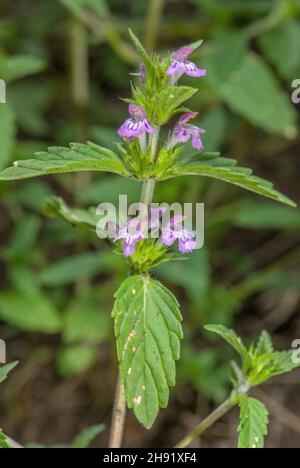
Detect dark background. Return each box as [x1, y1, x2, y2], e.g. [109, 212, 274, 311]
[0, 0, 300, 448]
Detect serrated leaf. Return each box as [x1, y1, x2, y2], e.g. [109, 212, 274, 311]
[238, 396, 269, 448]
[255, 331, 274, 357]
[153, 86, 198, 125]
[172, 156, 296, 207]
[0, 104, 16, 170]
[0, 361, 18, 384]
[0, 142, 130, 181]
[112, 275, 183, 429]
[205, 324, 248, 362]
[128, 29, 154, 72]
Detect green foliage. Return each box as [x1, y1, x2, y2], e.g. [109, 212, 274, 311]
[27, 424, 105, 448]
[0, 143, 129, 180]
[0, 54, 46, 83]
[0, 104, 16, 170]
[44, 197, 101, 233]
[0, 429, 10, 448]
[259, 19, 300, 80]
[112, 275, 183, 428]
[57, 344, 97, 377]
[205, 325, 300, 386]
[172, 153, 296, 207]
[238, 396, 269, 449]
[0, 361, 18, 384]
[0, 291, 61, 333]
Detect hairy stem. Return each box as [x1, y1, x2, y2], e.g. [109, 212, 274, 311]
[109, 131, 160, 447]
[175, 392, 238, 448]
[109, 373, 127, 448]
[145, 0, 165, 52]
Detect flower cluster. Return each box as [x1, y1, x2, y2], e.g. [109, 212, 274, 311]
[118, 45, 206, 151]
[116, 43, 205, 259]
[114, 209, 196, 258]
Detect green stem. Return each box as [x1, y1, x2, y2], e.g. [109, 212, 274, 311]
[108, 130, 160, 448]
[145, 0, 165, 52]
[175, 392, 238, 448]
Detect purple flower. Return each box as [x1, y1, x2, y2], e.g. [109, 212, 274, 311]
[161, 216, 197, 254]
[168, 112, 206, 151]
[118, 104, 155, 140]
[166, 47, 207, 84]
[130, 64, 146, 83]
[115, 218, 145, 257]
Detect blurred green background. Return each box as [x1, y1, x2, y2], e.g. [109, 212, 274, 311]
[0, 0, 300, 448]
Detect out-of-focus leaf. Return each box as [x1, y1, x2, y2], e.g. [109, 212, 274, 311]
[77, 176, 140, 205]
[157, 248, 211, 302]
[39, 252, 113, 287]
[0, 292, 61, 333]
[71, 424, 105, 448]
[0, 54, 46, 82]
[59, 0, 108, 20]
[200, 106, 228, 152]
[218, 53, 297, 138]
[57, 344, 97, 377]
[203, 32, 297, 137]
[1, 216, 41, 261]
[232, 200, 300, 230]
[0, 104, 15, 170]
[259, 19, 300, 80]
[63, 293, 111, 343]
[0, 361, 18, 384]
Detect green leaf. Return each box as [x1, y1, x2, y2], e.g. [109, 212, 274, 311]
[172, 155, 296, 207]
[152, 86, 198, 125]
[204, 324, 248, 362]
[39, 252, 112, 287]
[0, 54, 46, 82]
[112, 275, 183, 429]
[259, 19, 300, 80]
[255, 331, 274, 356]
[128, 29, 154, 72]
[44, 196, 101, 233]
[0, 292, 61, 333]
[0, 429, 10, 448]
[232, 200, 300, 230]
[238, 396, 269, 449]
[0, 142, 130, 181]
[58, 0, 108, 20]
[0, 362, 18, 384]
[217, 53, 297, 138]
[71, 424, 105, 448]
[57, 345, 97, 377]
[0, 104, 16, 170]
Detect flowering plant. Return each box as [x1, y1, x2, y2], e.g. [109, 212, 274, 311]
[0, 31, 299, 449]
